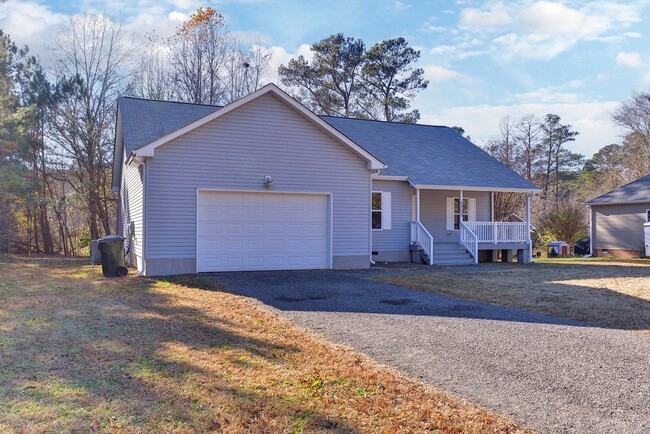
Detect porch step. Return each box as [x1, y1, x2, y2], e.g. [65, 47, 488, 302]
[431, 243, 475, 265]
[433, 257, 475, 265]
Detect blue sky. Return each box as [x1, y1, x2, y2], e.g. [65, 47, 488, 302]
[1, 0, 649, 156]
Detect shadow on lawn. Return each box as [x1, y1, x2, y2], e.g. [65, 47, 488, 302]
[198, 261, 650, 332]
[0, 258, 360, 433]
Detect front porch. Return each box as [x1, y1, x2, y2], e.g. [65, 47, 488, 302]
[409, 187, 533, 265]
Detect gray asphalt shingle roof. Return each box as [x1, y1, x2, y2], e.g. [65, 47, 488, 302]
[586, 174, 650, 205]
[320, 116, 538, 190]
[119, 97, 220, 154]
[118, 96, 539, 191]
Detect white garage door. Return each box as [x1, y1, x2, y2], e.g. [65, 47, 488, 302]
[197, 191, 330, 272]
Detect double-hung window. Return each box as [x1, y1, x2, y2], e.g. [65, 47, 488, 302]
[372, 191, 392, 230]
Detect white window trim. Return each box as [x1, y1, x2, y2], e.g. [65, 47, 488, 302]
[372, 191, 392, 231]
[446, 197, 476, 231]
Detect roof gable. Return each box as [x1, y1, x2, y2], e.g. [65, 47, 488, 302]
[126, 84, 385, 170]
[587, 173, 650, 205]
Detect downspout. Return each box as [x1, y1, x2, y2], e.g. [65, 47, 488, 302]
[369, 169, 380, 265]
[526, 192, 533, 263]
[585, 205, 593, 258]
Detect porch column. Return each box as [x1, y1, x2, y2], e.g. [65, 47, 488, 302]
[416, 188, 421, 221]
[526, 193, 533, 263]
[459, 190, 464, 248]
[490, 192, 494, 221]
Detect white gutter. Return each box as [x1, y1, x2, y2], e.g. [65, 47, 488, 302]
[585, 205, 593, 258]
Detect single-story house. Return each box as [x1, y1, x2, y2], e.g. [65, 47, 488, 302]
[113, 84, 540, 276]
[586, 173, 650, 258]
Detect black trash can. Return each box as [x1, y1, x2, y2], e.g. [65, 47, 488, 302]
[97, 235, 128, 277]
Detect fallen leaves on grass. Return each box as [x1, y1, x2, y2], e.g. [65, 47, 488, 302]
[0, 256, 532, 433]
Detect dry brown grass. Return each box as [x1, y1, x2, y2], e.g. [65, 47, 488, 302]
[0, 256, 531, 433]
[379, 258, 650, 333]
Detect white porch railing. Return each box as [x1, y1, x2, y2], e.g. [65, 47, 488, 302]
[459, 221, 479, 264]
[464, 221, 528, 244]
[410, 221, 434, 265]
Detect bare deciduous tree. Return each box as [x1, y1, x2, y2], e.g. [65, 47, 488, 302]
[127, 32, 172, 100]
[48, 14, 132, 240]
[169, 7, 230, 105]
[612, 90, 650, 153]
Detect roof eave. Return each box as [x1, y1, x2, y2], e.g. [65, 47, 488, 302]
[410, 183, 541, 194]
[587, 199, 650, 206]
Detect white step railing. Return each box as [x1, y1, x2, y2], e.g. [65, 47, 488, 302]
[459, 220, 479, 264]
[410, 221, 434, 265]
[464, 221, 528, 243]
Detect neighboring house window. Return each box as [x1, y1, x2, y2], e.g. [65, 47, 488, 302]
[446, 197, 476, 230]
[372, 191, 392, 230]
[646, 209, 650, 222]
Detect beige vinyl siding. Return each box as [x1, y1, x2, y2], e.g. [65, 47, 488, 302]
[145, 92, 371, 263]
[371, 179, 412, 252]
[419, 189, 491, 242]
[118, 150, 144, 266]
[592, 203, 649, 251]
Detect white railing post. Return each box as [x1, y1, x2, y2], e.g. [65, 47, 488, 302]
[411, 220, 434, 265]
[459, 220, 478, 263]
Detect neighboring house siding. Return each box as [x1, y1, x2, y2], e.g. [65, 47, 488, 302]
[371, 179, 411, 261]
[144, 93, 371, 275]
[420, 189, 491, 242]
[592, 203, 649, 254]
[118, 152, 144, 270]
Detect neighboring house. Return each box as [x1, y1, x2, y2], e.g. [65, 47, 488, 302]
[586, 174, 650, 258]
[113, 84, 539, 276]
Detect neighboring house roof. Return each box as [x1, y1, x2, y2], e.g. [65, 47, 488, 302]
[586, 173, 650, 205]
[321, 116, 539, 192]
[115, 85, 539, 192]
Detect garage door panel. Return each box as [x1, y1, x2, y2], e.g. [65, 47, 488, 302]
[197, 191, 330, 272]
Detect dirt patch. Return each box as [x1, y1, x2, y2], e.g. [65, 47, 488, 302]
[0, 256, 531, 433]
[378, 258, 650, 333]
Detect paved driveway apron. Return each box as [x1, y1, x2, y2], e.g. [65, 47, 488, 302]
[213, 269, 650, 434]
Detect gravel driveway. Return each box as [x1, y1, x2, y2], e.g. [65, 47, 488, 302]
[212, 268, 650, 434]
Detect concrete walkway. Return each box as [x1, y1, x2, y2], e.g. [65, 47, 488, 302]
[212, 269, 650, 434]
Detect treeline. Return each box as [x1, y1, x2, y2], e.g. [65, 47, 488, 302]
[0, 9, 272, 255]
[0, 7, 430, 255]
[484, 92, 650, 245]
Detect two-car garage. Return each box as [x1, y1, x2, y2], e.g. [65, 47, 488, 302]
[196, 190, 331, 272]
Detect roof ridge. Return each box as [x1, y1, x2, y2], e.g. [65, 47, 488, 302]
[320, 114, 451, 129]
[587, 172, 650, 204]
[119, 95, 223, 108]
[592, 172, 650, 197]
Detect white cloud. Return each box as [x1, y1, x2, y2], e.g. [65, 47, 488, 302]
[266, 44, 312, 83]
[168, 11, 188, 22]
[460, 2, 512, 30]
[423, 65, 470, 83]
[453, 1, 643, 60]
[0, 0, 65, 55]
[616, 51, 642, 68]
[421, 101, 621, 156]
[514, 88, 580, 104]
[393, 1, 411, 11]
[519, 1, 585, 35]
